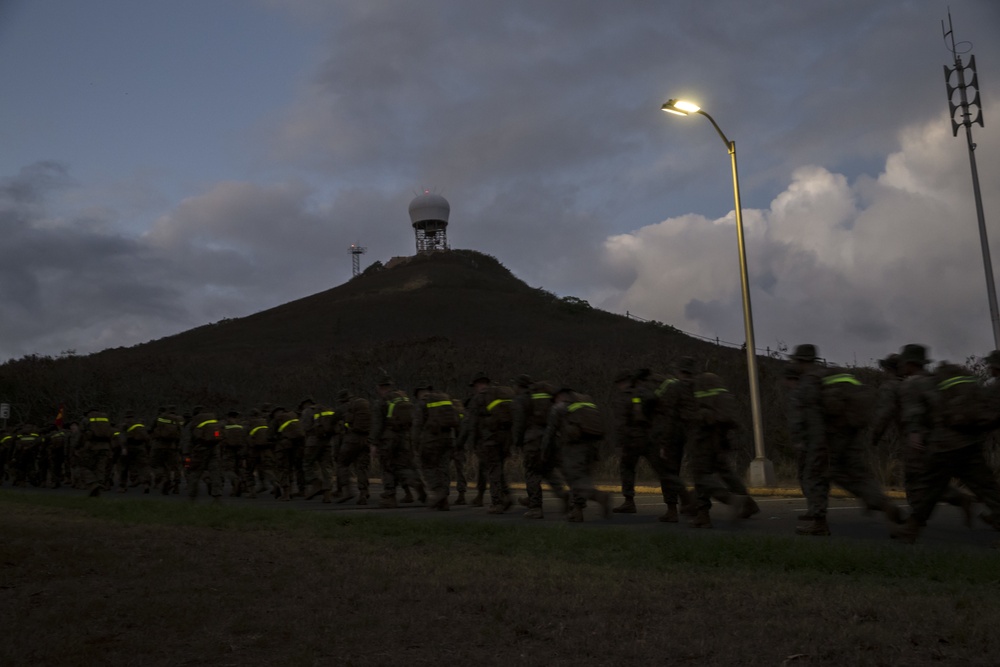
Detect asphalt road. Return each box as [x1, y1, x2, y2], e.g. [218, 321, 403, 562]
[10, 483, 998, 550]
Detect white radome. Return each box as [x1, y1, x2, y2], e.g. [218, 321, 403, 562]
[408, 192, 450, 225]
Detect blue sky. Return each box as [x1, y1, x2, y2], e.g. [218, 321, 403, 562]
[1, 0, 999, 366]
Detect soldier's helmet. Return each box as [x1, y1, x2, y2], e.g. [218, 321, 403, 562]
[674, 356, 697, 376]
[468, 371, 490, 387]
[227, 410, 240, 418]
[336, 389, 351, 403]
[899, 344, 931, 367]
[377, 376, 395, 387]
[298, 397, 315, 409]
[191, 406, 205, 416]
[789, 344, 818, 363]
[413, 381, 434, 393]
[986, 350, 1000, 370]
[878, 353, 901, 373]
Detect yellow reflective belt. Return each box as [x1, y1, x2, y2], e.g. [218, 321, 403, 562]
[938, 376, 978, 391]
[249, 426, 268, 436]
[0, 436, 11, 444]
[822, 374, 861, 386]
[695, 388, 729, 399]
[197, 419, 219, 429]
[90, 417, 109, 423]
[655, 379, 677, 397]
[278, 419, 299, 432]
[487, 399, 511, 412]
[314, 411, 335, 420]
[224, 424, 243, 430]
[567, 402, 596, 412]
[631, 397, 642, 404]
[531, 393, 552, 400]
[126, 423, 146, 432]
[387, 397, 408, 419]
[156, 417, 173, 424]
[427, 401, 452, 408]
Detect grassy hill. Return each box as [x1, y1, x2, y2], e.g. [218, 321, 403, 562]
[0, 249, 798, 462]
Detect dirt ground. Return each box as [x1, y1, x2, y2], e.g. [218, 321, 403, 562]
[2, 498, 1000, 667]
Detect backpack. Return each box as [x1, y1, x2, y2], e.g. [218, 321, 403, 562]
[345, 398, 372, 433]
[247, 418, 270, 447]
[424, 392, 459, 431]
[484, 385, 515, 429]
[274, 411, 305, 439]
[566, 393, 605, 440]
[124, 421, 150, 443]
[311, 405, 338, 437]
[152, 413, 182, 440]
[223, 422, 247, 448]
[385, 391, 414, 431]
[693, 373, 738, 427]
[192, 414, 223, 444]
[934, 364, 989, 431]
[820, 370, 872, 429]
[528, 382, 556, 427]
[85, 412, 113, 440]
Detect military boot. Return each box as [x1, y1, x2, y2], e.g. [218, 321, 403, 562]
[517, 496, 530, 508]
[690, 510, 713, 528]
[453, 491, 467, 505]
[523, 507, 544, 519]
[567, 506, 584, 522]
[379, 494, 398, 509]
[659, 504, 679, 523]
[487, 503, 507, 514]
[726, 494, 750, 520]
[322, 489, 333, 504]
[796, 517, 831, 536]
[278, 487, 291, 502]
[613, 497, 637, 514]
[738, 496, 761, 519]
[471, 491, 484, 507]
[401, 488, 415, 503]
[417, 486, 428, 505]
[357, 491, 369, 506]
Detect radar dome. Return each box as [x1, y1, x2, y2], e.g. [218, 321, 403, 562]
[408, 193, 450, 226]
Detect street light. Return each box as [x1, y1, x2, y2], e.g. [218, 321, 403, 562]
[661, 98, 775, 487]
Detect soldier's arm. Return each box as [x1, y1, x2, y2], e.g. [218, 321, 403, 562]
[541, 405, 561, 456]
[411, 401, 425, 445]
[511, 395, 527, 448]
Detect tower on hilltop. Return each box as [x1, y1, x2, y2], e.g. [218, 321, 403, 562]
[409, 191, 450, 253]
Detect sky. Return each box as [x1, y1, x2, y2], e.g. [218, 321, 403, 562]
[1, 0, 999, 367]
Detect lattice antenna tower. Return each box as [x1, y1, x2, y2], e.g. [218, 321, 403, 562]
[349, 243, 367, 277]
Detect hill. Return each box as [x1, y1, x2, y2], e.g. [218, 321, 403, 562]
[0, 250, 796, 459]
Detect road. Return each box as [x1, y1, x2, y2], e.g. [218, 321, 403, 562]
[9, 483, 998, 550]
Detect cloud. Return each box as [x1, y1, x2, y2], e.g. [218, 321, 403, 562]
[598, 113, 1000, 366]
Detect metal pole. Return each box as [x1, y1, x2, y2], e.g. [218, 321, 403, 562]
[954, 58, 1000, 347]
[728, 142, 769, 471]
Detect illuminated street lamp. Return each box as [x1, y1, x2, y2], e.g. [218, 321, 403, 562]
[661, 98, 775, 487]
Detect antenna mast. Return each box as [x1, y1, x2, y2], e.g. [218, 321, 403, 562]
[943, 10, 997, 348]
[349, 243, 367, 277]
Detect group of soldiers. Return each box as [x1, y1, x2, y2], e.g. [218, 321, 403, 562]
[0, 360, 760, 526]
[6, 342, 1000, 541]
[787, 342, 1000, 543]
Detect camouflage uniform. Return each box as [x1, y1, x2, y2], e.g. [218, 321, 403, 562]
[220, 412, 250, 497]
[450, 400, 470, 503]
[118, 413, 152, 493]
[646, 369, 697, 519]
[335, 392, 371, 504]
[467, 375, 514, 513]
[611, 372, 675, 515]
[246, 409, 277, 497]
[300, 400, 336, 500]
[412, 387, 456, 510]
[186, 409, 223, 500]
[513, 381, 567, 518]
[791, 344, 899, 535]
[13, 426, 40, 487]
[896, 356, 1000, 540]
[542, 390, 610, 522]
[270, 407, 304, 500]
[371, 383, 425, 507]
[78, 411, 113, 496]
[46, 427, 69, 488]
[150, 407, 183, 494]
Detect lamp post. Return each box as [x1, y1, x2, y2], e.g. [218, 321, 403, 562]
[661, 98, 775, 487]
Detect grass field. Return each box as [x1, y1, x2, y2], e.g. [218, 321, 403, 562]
[2, 491, 999, 666]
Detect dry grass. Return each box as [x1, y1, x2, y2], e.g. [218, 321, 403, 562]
[2, 492, 999, 666]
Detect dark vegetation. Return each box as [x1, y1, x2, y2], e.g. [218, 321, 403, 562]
[0, 249, 888, 478]
[4, 492, 1000, 666]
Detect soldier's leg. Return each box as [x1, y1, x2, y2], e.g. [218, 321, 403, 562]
[317, 440, 335, 492]
[829, 437, 895, 517]
[378, 442, 398, 498]
[483, 440, 507, 509]
[220, 448, 238, 495]
[206, 446, 223, 499]
[660, 436, 685, 505]
[187, 445, 206, 499]
[618, 446, 640, 500]
[951, 446, 1000, 520]
[451, 446, 468, 496]
[522, 446, 545, 509]
[801, 441, 831, 520]
[903, 442, 931, 510]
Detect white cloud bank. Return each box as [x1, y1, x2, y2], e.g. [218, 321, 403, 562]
[599, 115, 1000, 366]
